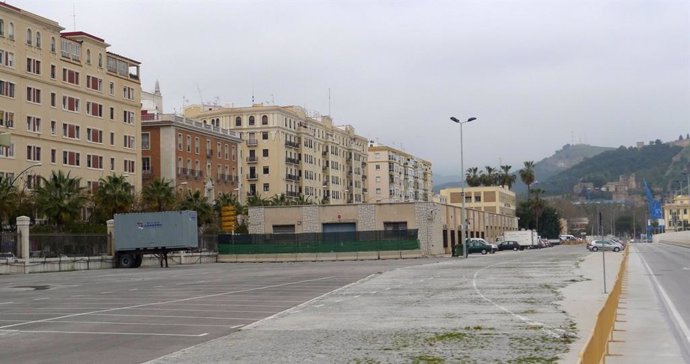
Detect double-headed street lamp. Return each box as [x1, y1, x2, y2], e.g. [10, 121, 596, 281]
[450, 116, 477, 258]
[11, 163, 42, 186]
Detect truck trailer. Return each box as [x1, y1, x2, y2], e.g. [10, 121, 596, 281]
[501, 230, 538, 250]
[113, 210, 199, 268]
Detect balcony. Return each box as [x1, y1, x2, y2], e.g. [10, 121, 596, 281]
[246, 139, 258, 147]
[247, 174, 258, 181]
[285, 140, 300, 149]
[285, 174, 299, 181]
[285, 157, 300, 165]
[286, 191, 299, 198]
[247, 155, 258, 164]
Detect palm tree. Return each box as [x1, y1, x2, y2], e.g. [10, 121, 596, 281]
[247, 194, 269, 207]
[293, 194, 313, 206]
[481, 166, 497, 186]
[141, 178, 175, 212]
[0, 175, 18, 225]
[269, 193, 290, 206]
[499, 165, 517, 189]
[465, 167, 481, 187]
[35, 170, 86, 228]
[519, 161, 536, 195]
[178, 190, 213, 227]
[530, 188, 546, 232]
[94, 174, 134, 219]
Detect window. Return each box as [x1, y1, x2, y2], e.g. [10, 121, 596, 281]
[0, 143, 14, 158]
[35, 32, 40, 48]
[50, 120, 56, 135]
[50, 148, 56, 164]
[27, 145, 41, 161]
[217, 142, 222, 158]
[86, 49, 91, 64]
[123, 135, 135, 149]
[142, 133, 150, 150]
[194, 137, 200, 154]
[110, 158, 115, 171]
[0, 79, 15, 97]
[62, 96, 80, 112]
[86, 75, 102, 91]
[262, 115, 268, 125]
[122, 110, 134, 124]
[142, 157, 151, 173]
[62, 123, 80, 139]
[235, 116, 241, 126]
[123, 86, 134, 100]
[50, 64, 56, 79]
[86, 101, 103, 117]
[0, 49, 14, 67]
[62, 150, 80, 166]
[109, 82, 114, 95]
[177, 133, 183, 151]
[26, 28, 31, 45]
[26, 116, 41, 133]
[0, 111, 14, 128]
[7, 22, 13, 40]
[0, 19, 3, 37]
[62, 68, 80, 85]
[86, 128, 103, 143]
[26, 86, 41, 103]
[98, 54, 102, 68]
[87, 154, 103, 169]
[263, 183, 270, 192]
[50, 37, 55, 53]
[26, 58, 40, 74]
[109, 107, 114, 120]
[186, 136, 192, 152]
[249, 116, 255, 126]
[50, 92, 56, 107]
[376, 164, 381, 170]
[124, 160, 135, 173]
[262, 149, 269, 157]
[262, 131, 268, 140]
[224, 144, 229, 159]
[110, 132, 114, 145]
[263, 166, 269, 175]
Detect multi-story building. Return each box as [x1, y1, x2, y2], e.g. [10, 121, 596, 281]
[438, 186, 517, 217]
[141, 103, 242, 200]
[184, 104, 368, 204]
[0, 3, 141, 192]
[664, 194, 690, 232]
[367, 143, 432, 203]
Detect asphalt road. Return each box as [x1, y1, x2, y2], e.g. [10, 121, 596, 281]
[634, 242, 690, 357]
[0, 259, 437, 364]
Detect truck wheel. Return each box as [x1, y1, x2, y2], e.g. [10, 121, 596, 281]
[513, 247, 518, 251]
[133, 254, 143, 268]
[119, 254, 135, 268]
[481, 249, 487, 255]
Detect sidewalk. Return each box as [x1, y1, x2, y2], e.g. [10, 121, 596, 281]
[607, 245, 686, 363]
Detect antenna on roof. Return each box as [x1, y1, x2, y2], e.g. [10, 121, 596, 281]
[72, 2, 77, 31]
[196, 84, 204, 105]
[328, 88, 331, 116]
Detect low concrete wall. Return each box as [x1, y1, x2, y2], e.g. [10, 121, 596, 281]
[0, 252, 218, 275]
[216, 250, 423, 263]
[654, 231, 690, 246]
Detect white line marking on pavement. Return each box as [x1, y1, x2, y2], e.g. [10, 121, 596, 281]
[0, 329, 208, 337]
[638, 251, 690, 346]
[33, 298, 49, 301]
[0, 302, 14, 305]
[91, 313, 254, 320]
[100, 292, 112, 294]
[0, 276, 335, 330]
[49, 320, 243, 328]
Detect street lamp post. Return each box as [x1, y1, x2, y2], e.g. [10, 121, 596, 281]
[450, 116, 477, 258]
[11, 163, 42, 186]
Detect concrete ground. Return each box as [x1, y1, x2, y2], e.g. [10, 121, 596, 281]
[149, 245, 615, 363]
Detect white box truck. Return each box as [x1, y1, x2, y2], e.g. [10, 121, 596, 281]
[502, 230, 538, 250]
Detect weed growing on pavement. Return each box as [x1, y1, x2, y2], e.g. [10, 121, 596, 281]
[349, 358, 381, 364]
[411, 354, 445, 364]
[424, 332, 467, 344]
[508, 355, 559, 363]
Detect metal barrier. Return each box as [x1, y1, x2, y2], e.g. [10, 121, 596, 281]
[579, 247, 629, 363]
[28, 233, 108, 257]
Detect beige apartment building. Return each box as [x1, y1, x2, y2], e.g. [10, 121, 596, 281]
[664, 194, 690, 232]
[367, 143, 433, 203]
[0, 3, 141, 192]
[184, 104, 368, 204]
[438, 186, 517, 217]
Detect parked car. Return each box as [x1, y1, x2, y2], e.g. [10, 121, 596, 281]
[0, 252, 17, 262]
[497, 241, 522, 251]
[587, 240, 623, 252]
[466, 238, 497, 255]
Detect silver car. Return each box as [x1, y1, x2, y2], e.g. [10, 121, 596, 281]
[587, 240, 623, 252]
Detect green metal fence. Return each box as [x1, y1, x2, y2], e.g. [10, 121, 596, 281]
[218, 229, 419, 254]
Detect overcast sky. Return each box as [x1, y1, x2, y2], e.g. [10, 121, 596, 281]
[14, 0, 690, 176]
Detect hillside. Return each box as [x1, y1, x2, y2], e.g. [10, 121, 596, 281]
[539, 143, 687, 195]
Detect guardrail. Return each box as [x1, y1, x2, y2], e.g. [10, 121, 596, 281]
[579, 247, 629, 363]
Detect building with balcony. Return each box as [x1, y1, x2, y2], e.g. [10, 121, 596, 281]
[366, 143, 432, 203]
[141, 98, 241, 201]
[184, 103, 368, 204]
[663, 194, 690, 232]
[0, 3, 141, 193]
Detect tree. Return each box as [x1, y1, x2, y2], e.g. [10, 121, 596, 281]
[141, 178, 175, 212]
[293, 194, 314, 205]
[499, 165, 516, 189]
[178, 190, 213, 227]
[93, 174, 134, 221]
[269, 193, 290, 206]
[481, 166, 498, 186]
[465, 167, 482, 187]
[529, 188, 546, 232]
[35, 171, 86, 228]
[247, 194, 269, 207]
[519, 161, 536, 195]
[0, 175, 18, 225]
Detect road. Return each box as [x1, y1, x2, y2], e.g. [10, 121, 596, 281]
[0, 259, 435, 364]
[634, 242, 690, 357]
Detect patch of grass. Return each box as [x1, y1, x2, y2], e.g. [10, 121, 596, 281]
[425, 332, 468, 344]
[508, 355, 559, 364]
[522, 309, 537, 314]
[349, 358, 381, 364]
[464, 325, 493, 331]
[412, 355, 445, 364]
